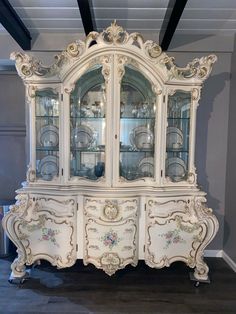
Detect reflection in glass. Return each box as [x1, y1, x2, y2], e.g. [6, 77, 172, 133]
[70, 65, 106, 180]
[35, 89, 59, 181]
[165, 90, 191, 182]
[119, 65, 156, 181]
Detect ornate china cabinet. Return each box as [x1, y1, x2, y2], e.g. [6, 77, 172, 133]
[3, 22, 219, 282]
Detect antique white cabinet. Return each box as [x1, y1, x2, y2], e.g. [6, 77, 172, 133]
[3, 22, 219, 282]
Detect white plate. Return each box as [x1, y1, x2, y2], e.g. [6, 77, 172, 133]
[166, 127, 183, 149]
[138, 157, 154, 177]
[39, 125, 59, 147]
[166, 157, 186, 181]
[130, 126, 154, 150]
[38, 155, 59, 180]
[71, 124, 94, 148]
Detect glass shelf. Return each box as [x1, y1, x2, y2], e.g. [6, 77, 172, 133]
[70, 116, 105, 120]
[168, 117, 190, 120]
[71, 148, 105, 152]
[120, 117, 155, 120]
[36, 147, 59, 151]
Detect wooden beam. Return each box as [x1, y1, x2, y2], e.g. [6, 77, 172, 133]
[159, 0, 188, 51]
[77, 0, 97, 35]
[0, 0, 31, 50]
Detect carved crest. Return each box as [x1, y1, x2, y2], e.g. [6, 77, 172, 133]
[10, 21, 216, 84]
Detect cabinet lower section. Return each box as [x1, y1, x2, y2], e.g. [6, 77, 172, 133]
[2, 190, 219, 281]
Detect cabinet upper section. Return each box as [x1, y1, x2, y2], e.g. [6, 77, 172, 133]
[11, 21, 216, 86]
[11, 22, 217, 189]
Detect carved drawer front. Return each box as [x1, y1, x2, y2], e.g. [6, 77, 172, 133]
[15, 195, 77, 268]
[145, 198, 207, 269]
[84, 197, 138, 275]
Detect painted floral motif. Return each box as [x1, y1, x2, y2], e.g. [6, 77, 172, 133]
[38, 227, 60, 247]
[100, 229, 121, 250]
[159, 229, 186, 249]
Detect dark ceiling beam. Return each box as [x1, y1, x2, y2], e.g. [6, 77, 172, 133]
[0, 0, 31, 50]
[159, 0, 188, 51]
[77, 0, 97, 35]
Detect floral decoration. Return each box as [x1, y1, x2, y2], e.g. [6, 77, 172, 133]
[38, 227, 60, 247]
[159, 229, 186, 249]
[100, 229, 121, 250]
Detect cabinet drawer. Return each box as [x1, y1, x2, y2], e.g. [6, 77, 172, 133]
[84, 197, 138, 222]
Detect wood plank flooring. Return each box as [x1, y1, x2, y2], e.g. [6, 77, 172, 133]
[0, 257, 236, 313]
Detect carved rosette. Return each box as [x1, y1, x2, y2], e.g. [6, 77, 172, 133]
[100, 252, 121, 276]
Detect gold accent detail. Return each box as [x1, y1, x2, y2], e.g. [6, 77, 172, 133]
[103, 201, 119, 220]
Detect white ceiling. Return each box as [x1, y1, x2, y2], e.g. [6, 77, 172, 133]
[0, 0, 236, 35]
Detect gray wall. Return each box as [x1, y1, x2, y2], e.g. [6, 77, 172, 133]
[0, 73, 26, 201]
[224, 34, 236, 261]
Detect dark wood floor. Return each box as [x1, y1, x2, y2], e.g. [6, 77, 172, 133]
[0, 256, 236, 314]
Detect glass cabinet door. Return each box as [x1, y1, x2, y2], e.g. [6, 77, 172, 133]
[70, 65, 106, 180]
[35, 88, 60, 181]
[119, 65, 156, 181]
[165, 90, 191, 182]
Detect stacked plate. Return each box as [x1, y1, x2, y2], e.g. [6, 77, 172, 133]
[166, 157, 186, 181]
[166, 127, 183, 149]
[38, 155, 59, 181]
[38, 125, 59, 147]
[71, 124, 94, 148]
[130, 126, 154, 150]
[138, 157, 154, 177]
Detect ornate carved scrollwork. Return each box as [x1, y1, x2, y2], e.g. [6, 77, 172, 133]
[10, 22, 217, 86]
[161, 54, 217, 81]
[100, 252, 121, 276]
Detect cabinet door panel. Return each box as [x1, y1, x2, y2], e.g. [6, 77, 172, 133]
[145, 198, 207, 268]
[84, 197, 138, 275]
[165, 90, 191, 183]
[69, 64, 107, 182]
[119, 64, 157, 183]
[35, 88, 60, 182]
[15, 196, 77, 268]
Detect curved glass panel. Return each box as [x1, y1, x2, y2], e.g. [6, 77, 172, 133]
[70, 65, 106, 180]
[165, 90, 191, 182]
[119, 65, 156, 181]
[35, 88, 59, 181]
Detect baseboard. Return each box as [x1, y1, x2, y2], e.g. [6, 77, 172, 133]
[204, 249, 223, 257]
[222, 251, 236, 272]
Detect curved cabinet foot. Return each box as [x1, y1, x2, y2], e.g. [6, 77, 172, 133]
[193, 258, 209, 281]
[10, 257, 27, 278]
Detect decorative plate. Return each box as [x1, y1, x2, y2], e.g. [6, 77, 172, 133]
[130, 126, 154, 150]
[166, 157, 186, 181]
[38, 125, 59, 147]
[38, 155, 59, 180]
[166, 127, 183, 149]
[138, 156, 154, 177]
[71, 124, 94, 148]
